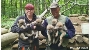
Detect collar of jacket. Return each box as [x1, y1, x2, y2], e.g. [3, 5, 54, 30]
[24, 13, 37, 23]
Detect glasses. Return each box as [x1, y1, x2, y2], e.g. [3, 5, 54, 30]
[25, 9, 34, 13]
[25, 8, 34, 10]
[25, 7, 34, 10]
[26, 8, 34, 10]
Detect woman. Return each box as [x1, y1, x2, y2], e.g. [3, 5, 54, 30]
[11, 3, 47, 50]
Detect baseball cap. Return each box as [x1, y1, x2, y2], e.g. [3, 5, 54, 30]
[25, 3, 34, 10]
[50, 2, 59, 8]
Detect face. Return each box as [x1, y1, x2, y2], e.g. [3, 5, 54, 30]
[55, 22, 63, 30]
[18, 19, 25, 26]
[36, 19, 42, 26]
[47, 25, 54, 34]
[52, 19, 58, 26]
[51, 7, 60, 18]
[25, 9, 34, 16]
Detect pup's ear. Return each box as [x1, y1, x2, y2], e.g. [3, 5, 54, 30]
[41, 20, 43, 23]
[23, 19, 25, 22]
[17, 20, 20, 23]
[62, 24, 65, 28]
[63, 24, 64, 26]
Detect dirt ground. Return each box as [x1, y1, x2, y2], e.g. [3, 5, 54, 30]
[69, 17, 88, 34]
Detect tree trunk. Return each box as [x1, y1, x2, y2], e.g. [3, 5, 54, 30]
[11, 0, 12, 17]
[20, 0, 22, 15]
[15, 0, 17, 17]
[1, 32, 19, 47]
[3, 0, 5, 15]
[1, 28, 8, 35]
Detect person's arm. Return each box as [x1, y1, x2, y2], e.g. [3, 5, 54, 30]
[41, 19, 48, 37]
[11, 17, 22, 33]
[11, 17, 32, 33]
[64, 17, 75, 39]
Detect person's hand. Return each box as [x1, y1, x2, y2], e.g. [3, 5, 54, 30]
[35, 25, 45, 31]
[58, 27, 67, 32]
[62, 28, 67, 32]
[19, 25, 34, 33]
[24, 25, 32, 31]
[33, 26, 36, 29]
[18, 27, 26, 33]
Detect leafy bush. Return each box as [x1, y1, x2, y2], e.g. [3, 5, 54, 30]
[1, 16, 15, 29]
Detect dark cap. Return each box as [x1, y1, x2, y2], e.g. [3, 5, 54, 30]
[50, 2, 59, 8]
[25, 3, 34, 10]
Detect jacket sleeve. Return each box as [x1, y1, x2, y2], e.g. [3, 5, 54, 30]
[11, 17, 24, 33]
[65, 17, 75, 39]
[41, 19, 48, 37]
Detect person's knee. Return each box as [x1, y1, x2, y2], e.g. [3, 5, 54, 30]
[18, 46, 29, 50]
[18, 47, 22, 50]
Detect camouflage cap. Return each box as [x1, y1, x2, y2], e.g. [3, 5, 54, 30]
[50, 2, 59, 8]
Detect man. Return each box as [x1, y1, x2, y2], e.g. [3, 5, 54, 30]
[11, 3, 47, 50]
[45, 2, 75, 50]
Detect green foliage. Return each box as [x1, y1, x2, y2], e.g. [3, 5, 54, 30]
[1, 16, 15, 29]
[59, 0, 89, 16]
[1, 0, 89, 17]
[1, 0, 89, 29]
